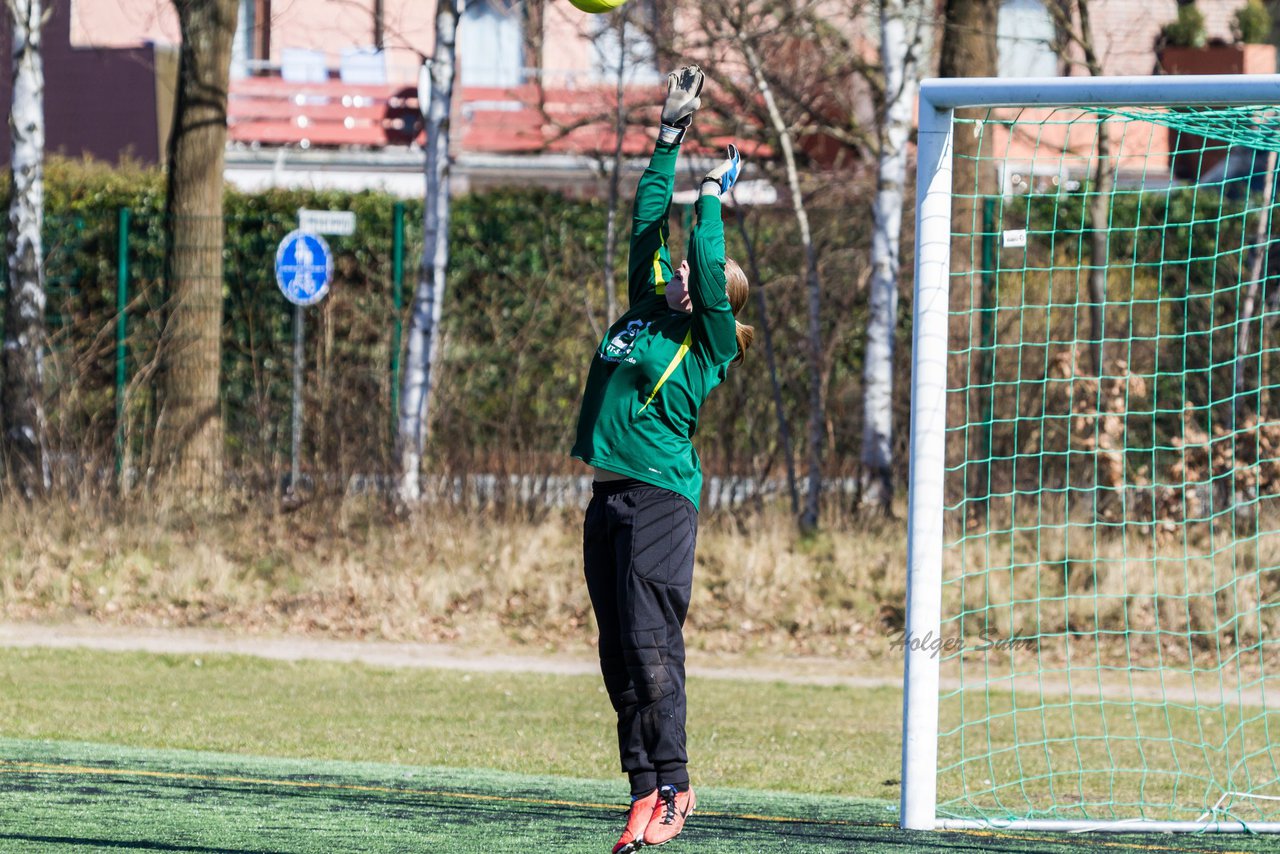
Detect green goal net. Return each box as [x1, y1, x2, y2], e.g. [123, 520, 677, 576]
[903, 78, 1280, 833]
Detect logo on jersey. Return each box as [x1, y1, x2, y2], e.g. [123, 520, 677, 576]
[600, 319, 650, 363]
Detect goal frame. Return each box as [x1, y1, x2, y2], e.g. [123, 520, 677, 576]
[901, 73, 1280, 834]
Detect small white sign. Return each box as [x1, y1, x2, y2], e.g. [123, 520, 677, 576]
[298, 209, 357, 236]
[1002, 229, 1027, 249]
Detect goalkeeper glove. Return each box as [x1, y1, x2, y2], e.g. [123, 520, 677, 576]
[701, 144, 741, 197]
[659, 65, 704, 145]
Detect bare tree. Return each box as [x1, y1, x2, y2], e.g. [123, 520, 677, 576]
[544, 6, 656, 330]
[2, 0, 49, 497]
[688, 0, 876, 529]
[861, 0, 929, 514]
[1076, 1, 1112, 381]
[690, 2, 877, 160]
[697, 2, 831, 531]
[937, 0, 998, 173]
[736, 35, 825, 530]
[1235, 155, 1275, 415]
[1044, 0, 1123, 518]
[398, 0, 462, 504]
[938, 0, 998, 514]
[599, 9, 636, 326]
[158, 0, 237, 495]
[1046, 0, 1112, 378]
[731, 207, 799, 514]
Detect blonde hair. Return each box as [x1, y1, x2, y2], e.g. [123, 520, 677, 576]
[725, 258, 754, 365]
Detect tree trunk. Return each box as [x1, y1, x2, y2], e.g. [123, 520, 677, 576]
[739, 37, 825, 531]
[1087, 140, 1112, 377]
[1235, 152, 1276, 415]
[937, 0, 998, 135]
[862, 0, 926, 515]
[3, 0, 50, 498]
[1056, 0, 1116, 516]
[1073, 0, 1110, 381]
[158, 0, 236, 496]
[938, 0, 998, 516]
[398, 0, 460, 505]
[937, 0, 997, 206]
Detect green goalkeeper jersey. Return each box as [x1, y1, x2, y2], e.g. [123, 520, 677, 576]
[571, 140, 739, 511]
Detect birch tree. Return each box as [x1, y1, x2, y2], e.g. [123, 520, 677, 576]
[744, 60, 827, 526]
[861, 0, 928, 513]
[398, 0, 462, 504]
[734, 34, 826, 531]
[3, 0, 49, 497]
[158, 0, 237, 495]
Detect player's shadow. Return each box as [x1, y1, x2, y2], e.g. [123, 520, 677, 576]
[0, 834, 254, 854]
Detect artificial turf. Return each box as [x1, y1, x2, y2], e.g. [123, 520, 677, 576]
[3, 647, 1280, 852]
[3, 739, 1280, 853]
[0, 646, 899, 796]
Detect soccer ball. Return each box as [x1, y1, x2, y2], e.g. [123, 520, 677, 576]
[567, 0, 628, 12]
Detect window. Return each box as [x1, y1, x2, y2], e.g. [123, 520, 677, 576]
[231, 0, 271, 78]
[460, 0, 524, 87]
[998, 0, 1060, 78]
[590, 0, 659, 84]
[230, 0, 254, 79]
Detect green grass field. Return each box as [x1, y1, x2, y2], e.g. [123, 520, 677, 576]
[0, 646, 898, 795]
[2, 646, 1278, 852]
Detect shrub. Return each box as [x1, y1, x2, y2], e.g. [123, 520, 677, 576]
[1162, 3, 1207, 48]
[1232, 0, 1273, 44]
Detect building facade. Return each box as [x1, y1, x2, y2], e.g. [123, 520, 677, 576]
[1, 0, 1273, 194]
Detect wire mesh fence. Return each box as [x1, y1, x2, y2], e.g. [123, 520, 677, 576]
[15, 203, 412, 496]
[2, 182, 886, 508]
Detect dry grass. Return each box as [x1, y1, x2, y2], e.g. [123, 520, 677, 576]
[692, 507, 907, 655]
[0, 495, 908, 659]
[941, 500, 1280, 707]
[9, 488, 1277, 670]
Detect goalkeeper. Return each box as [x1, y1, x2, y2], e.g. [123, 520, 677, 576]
[571, 65, 754, 853]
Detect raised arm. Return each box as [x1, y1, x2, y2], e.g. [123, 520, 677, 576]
[685, 194, 737, 365]
[685, 146, 741, 365]
[627, 142, 679, 306]
[625, 66, 703, 307]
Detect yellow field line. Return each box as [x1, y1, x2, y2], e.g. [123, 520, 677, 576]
[0, 760, 1260, 852]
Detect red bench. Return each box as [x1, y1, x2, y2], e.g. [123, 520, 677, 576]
[225, 77, 741, 158]
[228, 77, 419, 148]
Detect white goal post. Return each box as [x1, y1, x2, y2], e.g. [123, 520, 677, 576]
[902, 74, 1280, 833]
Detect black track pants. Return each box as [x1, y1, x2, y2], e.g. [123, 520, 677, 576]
[583, 478, 697, 796]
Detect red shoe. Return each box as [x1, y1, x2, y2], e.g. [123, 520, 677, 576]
[643, 784, 696, 847]
[612, 789, 658, 854]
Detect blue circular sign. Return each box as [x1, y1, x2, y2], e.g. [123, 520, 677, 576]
[275, 230, 333, 307]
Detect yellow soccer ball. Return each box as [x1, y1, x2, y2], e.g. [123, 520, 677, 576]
[567, 0, 628, 13]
